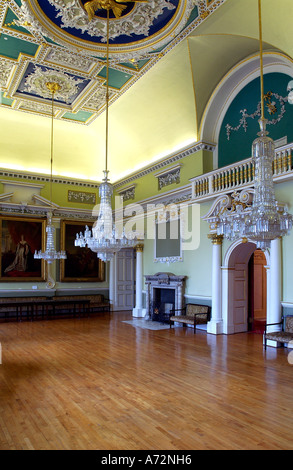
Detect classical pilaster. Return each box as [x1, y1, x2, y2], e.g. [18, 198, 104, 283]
[132, 244, 146, 318]
[109, 254, 116, 311]
[268, 237, 282, 331]
[207, 234, 223, 334]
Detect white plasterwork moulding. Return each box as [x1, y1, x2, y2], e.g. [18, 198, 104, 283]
[154, 256, 183, 264]
[22, 0, 197, 58]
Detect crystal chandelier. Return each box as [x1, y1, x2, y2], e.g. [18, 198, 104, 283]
[217, 0, 292, 250]
[75, 7, 137, 262]
[34, 82, 67, 286]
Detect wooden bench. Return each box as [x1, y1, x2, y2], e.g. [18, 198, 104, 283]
[52, 295, 109, 317]
[0, 294, 109, 321]
[0, 296, 48, 321]
[169, 303, 211, 333]
[264, 316, 293, 349]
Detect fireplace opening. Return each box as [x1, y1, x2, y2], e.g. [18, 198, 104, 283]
[152, 288, 175, 323]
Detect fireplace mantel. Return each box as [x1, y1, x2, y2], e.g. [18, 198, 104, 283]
[145, 273, 186, 320]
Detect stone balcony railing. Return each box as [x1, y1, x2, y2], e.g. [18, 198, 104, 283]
[190, 142, 293, 202]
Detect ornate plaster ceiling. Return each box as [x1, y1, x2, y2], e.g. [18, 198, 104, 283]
[0, 0, 213, 123]
[0, 0, 292, 184]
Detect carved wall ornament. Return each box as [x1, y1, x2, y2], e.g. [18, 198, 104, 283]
[226, 91, 288, 140]
[68, 190, 97, 204]
[155, 165, 182, 190]
[202, 189, 254, 232]
[154, 256, 183, 264]
[118, 185, 136, 202]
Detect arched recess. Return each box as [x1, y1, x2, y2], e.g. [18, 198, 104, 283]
[221, 239, 270, 335]
[199, 52, 293, 167]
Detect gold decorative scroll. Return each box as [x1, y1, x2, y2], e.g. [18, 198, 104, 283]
[84, 0, 148, 20]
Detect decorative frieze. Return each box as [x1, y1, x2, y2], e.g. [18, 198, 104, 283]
[226, 91, 289, 140]
[0, 60, 15, 89]
[155, 164, 182, 190]
[117, 184, 136, 202]
[68, 190, 96, 204]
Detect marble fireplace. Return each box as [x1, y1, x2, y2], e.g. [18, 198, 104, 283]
[145, 273, 186, 321]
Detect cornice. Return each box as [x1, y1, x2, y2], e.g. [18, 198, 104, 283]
[0, 169, 100, 188]
[113, 141, 216, 189]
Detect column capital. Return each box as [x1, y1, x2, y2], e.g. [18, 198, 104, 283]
[135, 243, 144, 252]
[208, 233, 223, 245]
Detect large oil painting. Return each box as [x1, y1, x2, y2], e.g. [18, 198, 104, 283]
[60, 220, 105, 282]
[0, 216, 45, 281]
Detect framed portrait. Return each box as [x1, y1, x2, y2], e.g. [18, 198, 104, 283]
[60, 220, 105, 282]
[0, 216, 45, 282]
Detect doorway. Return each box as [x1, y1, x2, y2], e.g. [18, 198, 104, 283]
[114, 249, 135, 311]
[248, 249, 267, 332]
[224, 241, 269, 334]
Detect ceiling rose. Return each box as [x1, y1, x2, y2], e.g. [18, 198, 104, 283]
[21, 0, 196, 59]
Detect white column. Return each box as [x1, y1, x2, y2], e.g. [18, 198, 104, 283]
[221, 266, 235, 334]
[268, 237, 282, 329]
[109, 255, 115, 312]
[207, 234, 223, 335]
[132, 244, 146, 318]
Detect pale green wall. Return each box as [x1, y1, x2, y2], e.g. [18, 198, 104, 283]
[114, 149, 214, 204]
[142, 201, 213, 298]
[2, 149, 293, 308]
[275, 181, 293, 303]
[140, 177, 293, 307]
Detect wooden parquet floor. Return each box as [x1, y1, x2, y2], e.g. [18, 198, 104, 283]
[0, 312, 293, 450]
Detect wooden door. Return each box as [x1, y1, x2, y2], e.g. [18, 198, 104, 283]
[233, 262, 248, 333]
[252, 250, 267, 320]
[115, 249, 135, 311]
[248, 250, 267, 330]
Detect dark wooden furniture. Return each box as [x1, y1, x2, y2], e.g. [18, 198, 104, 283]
[170, 303, 211, 333]
[0, 294, 109, 322]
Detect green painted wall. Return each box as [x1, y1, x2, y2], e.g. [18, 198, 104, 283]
[219, 73, 293, 168]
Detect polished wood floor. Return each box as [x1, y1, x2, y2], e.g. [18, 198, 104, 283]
[0, 312, 293, 450]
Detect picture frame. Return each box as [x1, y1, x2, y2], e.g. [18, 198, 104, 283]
[154, 217, 183, 264]
[0, 216, 45, 282]
[60, 220, 105, 282]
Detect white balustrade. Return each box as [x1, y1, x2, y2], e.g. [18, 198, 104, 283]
[191, 143, 293, 200]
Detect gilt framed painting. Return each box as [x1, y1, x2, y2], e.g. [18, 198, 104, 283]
[0, 216, 45, 282]
[60, 220, 105, 282]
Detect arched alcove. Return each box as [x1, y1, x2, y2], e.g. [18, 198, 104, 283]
[222, 240, 270, 334]
[199, 52, 293, 168]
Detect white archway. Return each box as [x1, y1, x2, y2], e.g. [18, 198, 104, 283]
[199, 52, 293, 168]
[221, 239, 270, 335]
